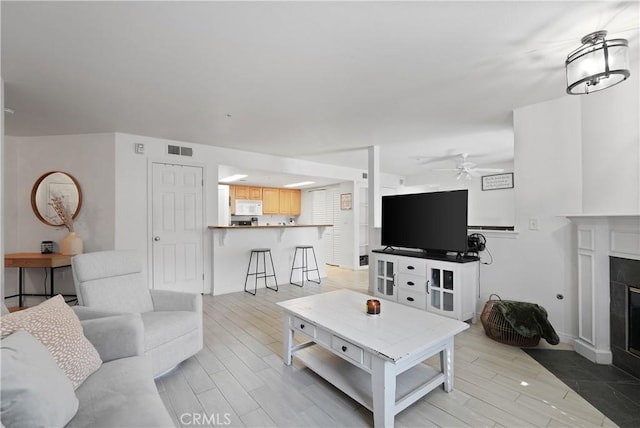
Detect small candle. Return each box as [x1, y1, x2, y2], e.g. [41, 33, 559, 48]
[366, 299, 381, 315]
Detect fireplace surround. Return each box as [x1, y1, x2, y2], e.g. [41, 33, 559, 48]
[610, 256, 640, 378]
[568, 215, 639, 366]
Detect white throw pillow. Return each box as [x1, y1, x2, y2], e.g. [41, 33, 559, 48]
[0, 295, 102, 388]
[0, 330, 79, 427]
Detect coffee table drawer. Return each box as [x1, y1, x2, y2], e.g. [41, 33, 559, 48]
[332, 336, 363, 365]
[293, 317, 316, 339]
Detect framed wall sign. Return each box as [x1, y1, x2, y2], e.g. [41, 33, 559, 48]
[340, 193, 352, 210]
[482, 173, 514, 191]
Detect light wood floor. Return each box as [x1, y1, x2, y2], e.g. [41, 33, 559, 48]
[156, 266, 615, 428]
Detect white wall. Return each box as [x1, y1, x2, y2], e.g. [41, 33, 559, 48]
[480, 72, 639, 343]
[510, 95, 583, 341]
[581, 64, 640, 214]
[403, 161, 515, 227]
[3, 133, 116, 305]
[113, 133, 401, 292]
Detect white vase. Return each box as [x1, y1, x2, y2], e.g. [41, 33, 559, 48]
[61, 232, 83, 255]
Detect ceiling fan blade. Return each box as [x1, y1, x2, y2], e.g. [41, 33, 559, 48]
[472, 168, 504, 173]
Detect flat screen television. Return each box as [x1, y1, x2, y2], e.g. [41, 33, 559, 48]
[381, 190, 468, 254]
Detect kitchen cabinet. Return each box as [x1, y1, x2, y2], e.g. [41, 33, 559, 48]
[279, 189, 301, 216]
[262, 188, 280, 215]
[230, 185, 300, 216]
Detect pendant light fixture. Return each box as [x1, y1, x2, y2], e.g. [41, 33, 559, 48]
[565, 30, 630, 95]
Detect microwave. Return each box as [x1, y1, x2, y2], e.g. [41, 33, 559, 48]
[235, 200, 263, 216]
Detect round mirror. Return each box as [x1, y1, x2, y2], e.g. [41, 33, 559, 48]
[31, 171, 82, 227]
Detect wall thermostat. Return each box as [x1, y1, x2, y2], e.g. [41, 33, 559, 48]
[134, 143, 145, 154]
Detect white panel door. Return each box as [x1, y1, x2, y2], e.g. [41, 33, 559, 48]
[152, 163, 204, 294]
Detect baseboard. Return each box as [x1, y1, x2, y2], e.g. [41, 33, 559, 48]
[574, 338, 612, 364]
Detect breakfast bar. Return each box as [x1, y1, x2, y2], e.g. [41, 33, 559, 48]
[209, 224, 332, 295]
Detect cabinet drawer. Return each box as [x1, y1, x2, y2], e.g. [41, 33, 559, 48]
[398, 289, 427, 310]
[399, 259, 426, 275]
[331, 336, 363, 365]
[398, 273, 425, 290]
[292, 317, 316, 339]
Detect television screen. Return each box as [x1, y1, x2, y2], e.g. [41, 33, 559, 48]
[381, 190, 468, 254]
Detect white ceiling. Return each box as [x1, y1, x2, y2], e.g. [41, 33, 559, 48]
[2, 1, 639, 179]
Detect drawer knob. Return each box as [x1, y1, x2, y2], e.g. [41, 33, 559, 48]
[407, 297, 415, 302]
[300, 324, 305, 329]
[408, 265, 415, 269]
[341, 345, 347, 352]
[407, 281, 414, 286]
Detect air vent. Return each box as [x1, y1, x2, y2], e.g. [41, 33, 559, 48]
[362, 172, 368, 179]
[167, 145, 193, 157]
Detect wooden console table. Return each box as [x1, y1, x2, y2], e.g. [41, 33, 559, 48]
[4, 253, 74, 308]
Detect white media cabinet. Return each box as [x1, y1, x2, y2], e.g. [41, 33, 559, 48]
[372, 249, 479, 322]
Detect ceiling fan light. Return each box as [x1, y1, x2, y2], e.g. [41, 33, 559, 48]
[566, 30, 630, 95]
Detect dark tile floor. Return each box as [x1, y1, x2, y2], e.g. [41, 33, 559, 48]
[524, 349, 640, 428]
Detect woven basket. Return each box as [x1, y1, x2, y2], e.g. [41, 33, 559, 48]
[480, 294, 541, 347]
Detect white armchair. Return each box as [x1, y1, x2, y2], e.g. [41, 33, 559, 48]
[71, 250, 203, 377]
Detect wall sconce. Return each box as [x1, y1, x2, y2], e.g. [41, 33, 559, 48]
[566, 30, 630, 95]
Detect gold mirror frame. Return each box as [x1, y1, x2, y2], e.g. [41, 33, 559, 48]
[30, 171, 83, 227]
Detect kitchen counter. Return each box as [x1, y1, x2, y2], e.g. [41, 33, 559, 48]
[208, 224, 332, 229]
[209, 224, 333, 296]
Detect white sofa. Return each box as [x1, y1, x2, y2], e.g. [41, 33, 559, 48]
[1, 304, 174, 427]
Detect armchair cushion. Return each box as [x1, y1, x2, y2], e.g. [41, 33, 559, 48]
[72, 250, 154, 313]
[141, 311, 200, 350]
[150, 289, 201, 312]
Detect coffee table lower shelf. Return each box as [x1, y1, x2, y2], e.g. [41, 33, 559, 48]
[295, 344, 443, 413]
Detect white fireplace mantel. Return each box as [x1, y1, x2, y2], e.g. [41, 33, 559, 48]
[566, 215, 640, 364]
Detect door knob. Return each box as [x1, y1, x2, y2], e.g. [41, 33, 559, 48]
[154, 236, 161, 242]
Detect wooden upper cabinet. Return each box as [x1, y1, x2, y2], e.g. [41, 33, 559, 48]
[232, 185, 262, 201]
[279, 189, 301, 215]
[279, 189, 292, 214]
[230, 185, 300, 215]
[262, 188, 280, 214]
[249, 187, 262, 200]
[290, 189, 301, 216]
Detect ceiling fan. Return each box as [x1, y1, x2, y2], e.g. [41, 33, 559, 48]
[431, 153, 504, 180]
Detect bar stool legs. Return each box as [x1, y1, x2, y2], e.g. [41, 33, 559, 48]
[290, 245, 321, 287]
[244, 248, 278, 295]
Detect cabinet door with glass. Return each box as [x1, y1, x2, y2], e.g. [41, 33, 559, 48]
[375, 254, 398, 300]
[426, 261, 459, 319]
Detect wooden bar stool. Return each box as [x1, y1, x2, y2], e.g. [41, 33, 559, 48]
[244, 248, 278, 295]
[290, 245, 321, 287]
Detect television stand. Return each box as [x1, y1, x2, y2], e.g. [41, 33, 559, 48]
[372, 248, 479, 322]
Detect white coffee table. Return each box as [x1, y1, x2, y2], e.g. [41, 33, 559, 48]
[277, 289, 469, 427]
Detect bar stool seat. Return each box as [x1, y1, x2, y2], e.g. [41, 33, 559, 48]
[244, 248, 278, 295]
[290, 245, 321, 287]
